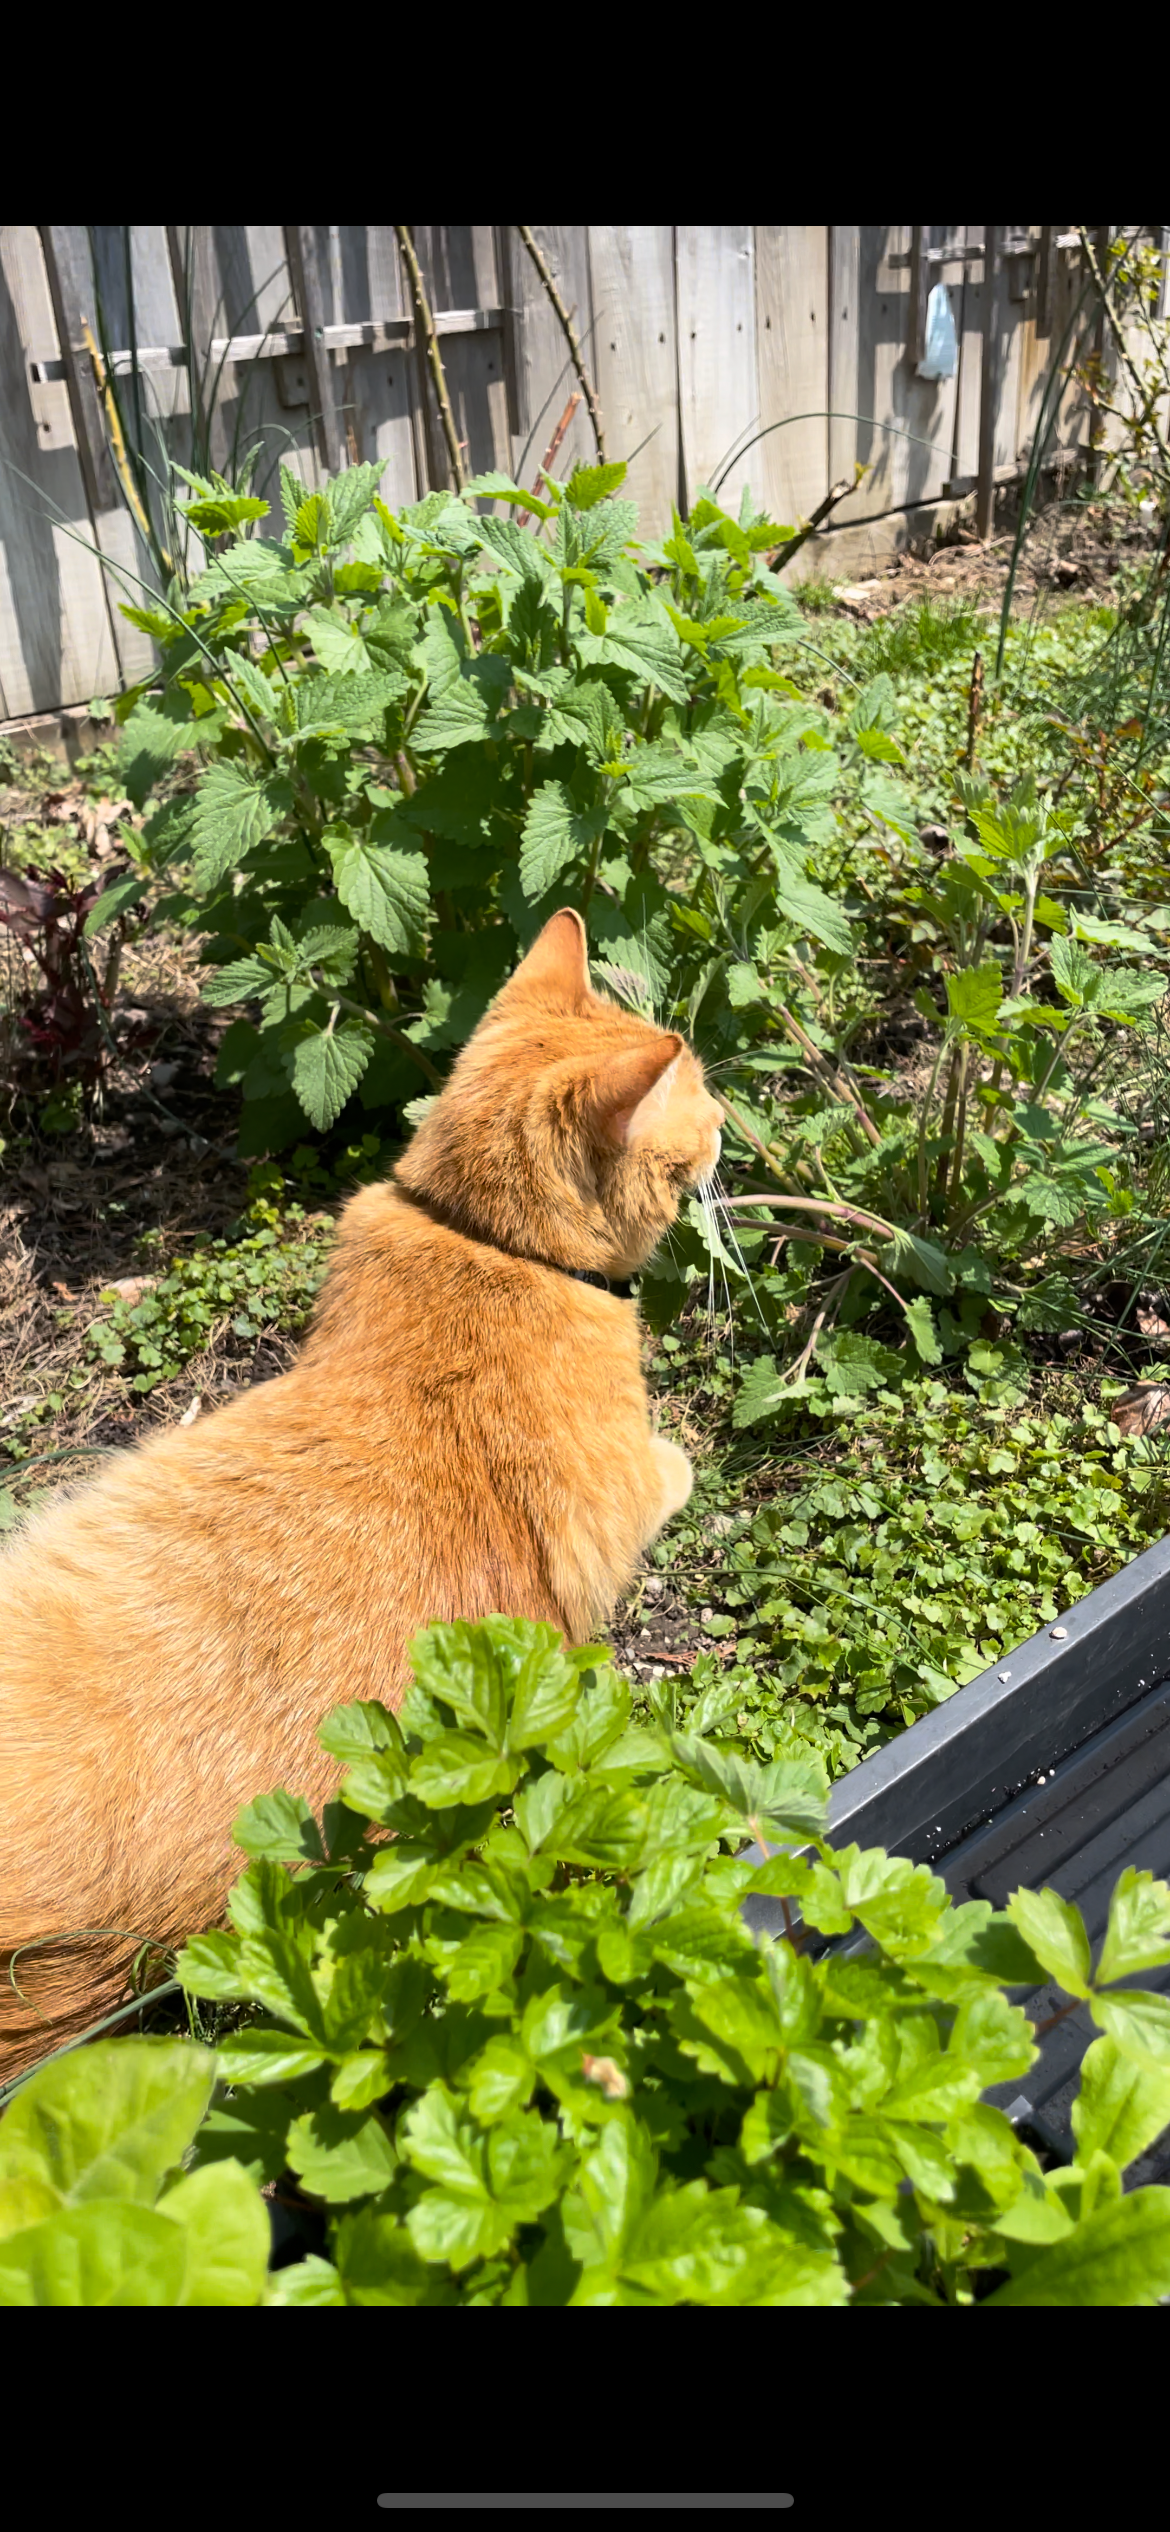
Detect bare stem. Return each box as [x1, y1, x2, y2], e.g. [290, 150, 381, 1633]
[516, 227, 606, 460]
[395, 226, 465, 492]
[965, 649, 984, 771]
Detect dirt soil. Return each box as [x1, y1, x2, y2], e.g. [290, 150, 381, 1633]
[823, 480, 1158, 621]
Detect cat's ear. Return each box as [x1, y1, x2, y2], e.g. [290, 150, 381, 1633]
[504, 907, 591, 1008]
[589, 1034, 684, 1147]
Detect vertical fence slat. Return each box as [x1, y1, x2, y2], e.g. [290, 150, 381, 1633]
[827, 225, 861, 507]
[675, 225, 756, 512]
[17, 227, 126, 706]
[589, 226, 678, 529]
[752, 226, 829, 525]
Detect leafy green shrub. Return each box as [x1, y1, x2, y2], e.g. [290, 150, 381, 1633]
[81, 1193, 333, 1398]
[0, 2039, 268, 2305]
[100, 457, 1170, 1371]
[144, 1616, 1170, 2308]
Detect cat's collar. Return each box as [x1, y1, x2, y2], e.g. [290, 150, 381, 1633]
[565, 1266, 639, 1301]
[393, 1184, 639, 1301]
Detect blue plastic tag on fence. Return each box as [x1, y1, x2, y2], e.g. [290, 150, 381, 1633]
[917, 283, 958, 382]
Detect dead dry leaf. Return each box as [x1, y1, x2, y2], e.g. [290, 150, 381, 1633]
[102, 1275, 157, 1306]
[581, 2055, 629, 2100]
[1110, 1384, 1170, 1436]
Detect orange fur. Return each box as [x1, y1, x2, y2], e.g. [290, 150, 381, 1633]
[0, 910, 722, 2074]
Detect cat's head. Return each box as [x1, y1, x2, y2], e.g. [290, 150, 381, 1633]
[395, 909, 723, 1277]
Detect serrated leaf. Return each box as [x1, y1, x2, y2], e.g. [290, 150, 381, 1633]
[1095, 1868, 1170, 1986]
[732, 1354, 789, 1430]
[226, 652, 280, 725]
[946, 964, 1003, 1039]
[286, 2105, 398, 2203]
[519, 782, 607, 899]
[1006, 1887, 1092, 1999]
[905, 1296, 942, 1364]
[231, 1788, 326, 1864]
[985, 2189, 1170, 2305]
[566, 461, 628, 509]
[287, 1017, 373, 1132]
[1090, 1988, 1170, 2070]
[305, 605, 371, 675]
[326, 831, 430, 955]
[1072, 2036, 1170, 2171]
[191, 764, 291, 889]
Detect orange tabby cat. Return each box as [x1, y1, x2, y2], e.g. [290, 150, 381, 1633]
[0, 908, 722, 2074]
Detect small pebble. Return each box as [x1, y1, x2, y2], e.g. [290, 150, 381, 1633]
[997, 1670, 1012, 1683]
[1050, 1626, 1068, 1641]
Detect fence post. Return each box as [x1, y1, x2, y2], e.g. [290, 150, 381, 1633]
[907, 225, 928, 368]
[38, 226, 121, 519]
[284, 227, 344, 475]
[975, 224, 1000, 542]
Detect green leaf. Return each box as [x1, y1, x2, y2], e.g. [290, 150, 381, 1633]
[985, 2189, 1170, 2305]
[409, 1734, 517, 1810]
[117, 701, 190, 808]
[1095, 1868, 1170, 1985]
[225, 651, 280, 726]
[1090, 1988, 1170, 2070]
[1006, 1886, 1092, 1998]
[466, 2039, 535, 2123]
[214, 2028, 329, 2086]
[1072, 2036, 1170, 2171]
[294, 671, 404, 741]
[440, 1922, 524, 2003]
[191, 764, 291, 889]
[946, 964, 1003, 1039]
[158, 2159, 269, 2305]
[0, 2040, 216, 2229]
[733, 1355, 788, 1429]
[878, 1226, 954, 1297]
[305, 605, 371, 675]
[0, 2203, 187, 2306]
[289, 1018, 374, 1132]
[819, 1331, 904, 1396]
[286, 2105, 398, 2203]
[519, 782, 607, 899]
[905, 1296, 942, 1364]
[854, 727, 906, 766]
[83, 873, 149, 937]
[231, 1788, 325, 1865]
[364, 1845, 436, 1912]
[172, 1931, 249, 2003]
[235, 1930, 329, 2043]
[326, 831, 430, 955]
[317, 1698, 404, 1761]
[766, 837, 854, 957]
[179, 490, 268, 537]
[463, 471, 555, 519]
[566, 461, 628, 510]
[332, 2208, 452, 2305]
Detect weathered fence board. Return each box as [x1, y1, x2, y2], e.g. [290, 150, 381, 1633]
[0, 224, 1153, 726]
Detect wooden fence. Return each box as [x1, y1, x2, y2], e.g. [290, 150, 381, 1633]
[0, 225, 1131, 728]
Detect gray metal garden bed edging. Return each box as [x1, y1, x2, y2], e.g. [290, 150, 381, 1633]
[739, 1532, 1170, 2173]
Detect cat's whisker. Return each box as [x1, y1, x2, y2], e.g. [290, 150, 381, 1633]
[711, 1173, 770, 1341]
